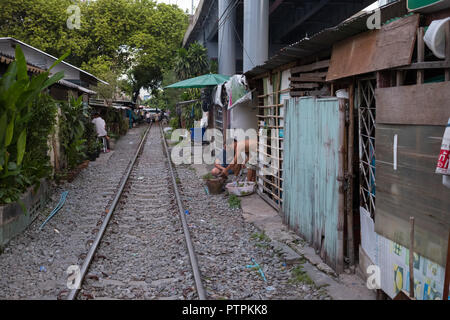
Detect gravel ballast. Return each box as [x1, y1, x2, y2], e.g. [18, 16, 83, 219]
[0, 126, 148, 300]
[0, 124, 330, 300]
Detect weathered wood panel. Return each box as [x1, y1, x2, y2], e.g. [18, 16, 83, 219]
[375, 124, 450, 266]
[291, 60, 330, 74]
[376, 82, 450, 126]
[327, 14, 419, 81]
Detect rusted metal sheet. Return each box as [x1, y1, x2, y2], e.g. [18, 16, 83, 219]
[327, 14, 420, 81]
[375, 124, 450, 266]
[283, 97, 344, 272]
[376, 82, 450, 126]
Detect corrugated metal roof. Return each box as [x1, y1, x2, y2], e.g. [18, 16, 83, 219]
[57, 79, 97, 95]
[0, 52, 45, 74]
[245, 1, 407, 78]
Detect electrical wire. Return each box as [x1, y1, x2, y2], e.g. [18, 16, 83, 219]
[217, 0, 240, 30]
[231, 18, 256, 69]
[217, 0, 240, 64]
[217, 0, 239, 29]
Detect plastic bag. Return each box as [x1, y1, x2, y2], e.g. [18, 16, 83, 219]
[200, 112, 209, 128]
[225, 75, 251, 109]
[424, 18, 450, 59]
[436, 118, 450, 175]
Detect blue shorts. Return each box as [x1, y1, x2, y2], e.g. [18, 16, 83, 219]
[221, 164, 233, 175]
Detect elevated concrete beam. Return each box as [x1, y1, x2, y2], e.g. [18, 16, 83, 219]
[243, 0, 269, 73]
[218, 0, 236, 75]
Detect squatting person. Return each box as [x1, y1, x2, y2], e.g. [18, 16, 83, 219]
[220, 138, 258, 182]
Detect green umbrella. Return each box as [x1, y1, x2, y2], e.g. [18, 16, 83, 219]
[165, 73, 230, 89]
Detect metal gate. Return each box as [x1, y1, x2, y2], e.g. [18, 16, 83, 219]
[283, 96, 345, 272]
[357, 79, 377, 218]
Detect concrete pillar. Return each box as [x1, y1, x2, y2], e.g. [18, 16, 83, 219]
[218, 0, 236, 76]
[243, 0, 269, 73]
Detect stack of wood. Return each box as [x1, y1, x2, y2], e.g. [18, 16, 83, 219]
[289, 59, 331, 97]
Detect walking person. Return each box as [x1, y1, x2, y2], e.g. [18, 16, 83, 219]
[92, 112, 110, 153]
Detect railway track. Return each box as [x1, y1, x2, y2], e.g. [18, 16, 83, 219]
[67, 124, 206, 300]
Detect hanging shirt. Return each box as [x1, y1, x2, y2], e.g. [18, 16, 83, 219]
[92, 117, 107, 137]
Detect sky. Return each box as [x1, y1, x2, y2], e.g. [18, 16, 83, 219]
[156, 0, 200, 14]
[156, 0, 379, 14]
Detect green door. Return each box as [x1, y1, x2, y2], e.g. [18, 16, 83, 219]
[283, 97, 345, 272]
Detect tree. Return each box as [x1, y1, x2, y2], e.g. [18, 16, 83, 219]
[0, 0, 89, 67]
[0, 0, 189, 101]
[129, 64, 162, 103]
[174, 42, 210, 81]
[170, 42, 212, 130]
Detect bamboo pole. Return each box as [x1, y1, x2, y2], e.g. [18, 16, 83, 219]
[347, 84, 355, 266]
[409, 217, 415, 299]
[275, 71, 281, 211]
[337, 98, 346, 274]
[445, 21, 450, 81]
[417, 27, 425, 84]
[443, 230, 450, 300]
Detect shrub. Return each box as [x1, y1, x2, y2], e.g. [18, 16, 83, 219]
[169, 116, 180, 129]
[59, 96, 88, 170]
[0, 45, 66, 205]
[22, 94, 57, 186]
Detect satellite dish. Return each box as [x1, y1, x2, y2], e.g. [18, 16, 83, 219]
[424, 17, 450, 59]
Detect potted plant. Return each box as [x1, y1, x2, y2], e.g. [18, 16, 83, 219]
[86, 142, 98, 162]
[203, 173, 226, 195]
[108, 133, 118, 151]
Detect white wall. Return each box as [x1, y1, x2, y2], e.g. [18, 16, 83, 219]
[229, 98, 258, 133]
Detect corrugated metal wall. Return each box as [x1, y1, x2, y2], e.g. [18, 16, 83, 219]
[283, 97, 344, 271]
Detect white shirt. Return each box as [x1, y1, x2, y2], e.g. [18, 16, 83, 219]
[92, 117, 107, 137]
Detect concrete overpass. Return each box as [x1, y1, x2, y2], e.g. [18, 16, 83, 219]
[183, 0, 386, 75]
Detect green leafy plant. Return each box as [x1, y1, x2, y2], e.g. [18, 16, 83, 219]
[60, 96, 88, 170]
[251, 231, 271, 243]
[168, 116, 180, 129]
[202, 173, 214, 180]
[228, 194, 241, 209]
[22, 93, 57, 188]
[104, 109, 128, 138]
[0, 45, 66, 205]
[84, 112, 100, 157]
[290, 265, 315, 286]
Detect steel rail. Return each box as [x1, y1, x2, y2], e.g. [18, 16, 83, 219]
[159, 125, 207, 300]
[67, 124, 152, 300]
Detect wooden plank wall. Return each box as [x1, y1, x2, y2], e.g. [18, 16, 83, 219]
[374, 80, 450, 266]
[375, 124, 450, 266]
[289, 59, 330, 97]
[376, 82, 450, 125]
[327, 14, 419, 81]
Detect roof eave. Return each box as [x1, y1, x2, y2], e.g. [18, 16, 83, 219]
[0, 37, 109, 85]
